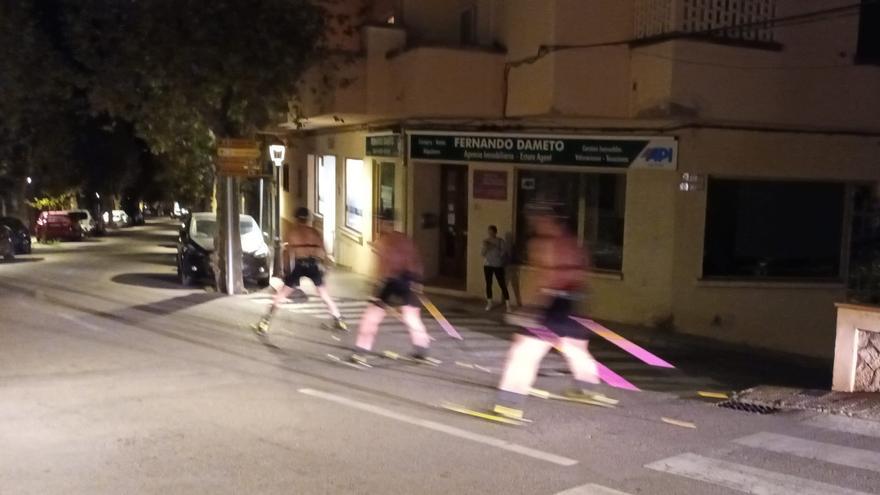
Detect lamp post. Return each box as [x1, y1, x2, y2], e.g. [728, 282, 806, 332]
[268, 144, 285, 277]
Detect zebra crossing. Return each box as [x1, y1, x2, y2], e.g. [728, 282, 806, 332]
[639, 414, 880, 495]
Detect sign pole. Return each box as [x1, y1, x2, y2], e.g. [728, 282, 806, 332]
[224, 176, 236, 296]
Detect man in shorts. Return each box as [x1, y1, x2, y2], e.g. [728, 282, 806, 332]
[256, 207, 345, 332]
[349, 211, 430, 364]
[493, 205, 613, 420]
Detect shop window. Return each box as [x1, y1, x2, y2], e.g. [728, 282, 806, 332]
[703, 179, 845, 279]
[848, 184, 880, 303]
[515, 170, 626, 271]
[374, 161, 395, 239]
[585, 174, 627, 271]
[345, 158, 365, 233]
[857, 0, 880, 63]
[317, 155, 335, 217]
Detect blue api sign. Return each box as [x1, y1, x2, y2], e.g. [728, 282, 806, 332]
[642, 147, 674, 163]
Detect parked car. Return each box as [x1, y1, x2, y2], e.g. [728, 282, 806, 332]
[177, 212, 270, 286]
[103, 209, 131, 229]
[0, 225, 15, 260]
[0, 216, 32, 254]
[35, 211, 86, 242]
[67, 210, 97, 236]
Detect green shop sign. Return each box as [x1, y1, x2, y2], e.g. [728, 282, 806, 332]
[408, 132, 677, 170]
[366, 134, 401, 157]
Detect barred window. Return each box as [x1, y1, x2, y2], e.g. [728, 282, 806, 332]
[635, 0, 776, 43]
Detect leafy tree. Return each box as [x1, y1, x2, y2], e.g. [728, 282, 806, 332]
[60, 0, 330, 292]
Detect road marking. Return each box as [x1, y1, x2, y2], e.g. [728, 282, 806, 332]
[573, 317, 674, 368]
[298, 388, 578, 467]
[803, 414, 880, 439]
[554, 483, 632, 495]
[646, 452, 873, 495]
[734, 432, 880, 472]
[60, 314, 105, 332]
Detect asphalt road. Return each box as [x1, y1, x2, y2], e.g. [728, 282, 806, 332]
[1, 220, 879, 494]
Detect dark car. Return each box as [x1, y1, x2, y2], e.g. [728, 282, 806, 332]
[0, 216, 32, 254]
[177, 212, 270, 286]
[0, 225, 15, 261]
[34, 211, 86, 242]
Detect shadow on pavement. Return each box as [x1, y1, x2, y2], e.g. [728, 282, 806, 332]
[1, 257, 45, 264]
[112, 253, 177, 267]
[112, 272, 191, 289]
[123, 292, 223, 318]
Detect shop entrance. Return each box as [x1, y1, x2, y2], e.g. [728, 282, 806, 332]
[438, 164, 469, 287]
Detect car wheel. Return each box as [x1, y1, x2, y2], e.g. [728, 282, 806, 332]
[179, 261, 195, 286]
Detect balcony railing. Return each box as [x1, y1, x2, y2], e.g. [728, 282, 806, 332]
[635, 0, 776, 43]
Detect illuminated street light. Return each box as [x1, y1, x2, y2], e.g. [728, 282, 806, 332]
[26, 177, 32, 184]
[269, 144, 285, 167]
[95, 192, 101, 199]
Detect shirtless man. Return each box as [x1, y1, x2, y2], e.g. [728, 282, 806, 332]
[350, 211, 430, 364]
[256, 207, 345, 333]
[492, 205, 613, 420]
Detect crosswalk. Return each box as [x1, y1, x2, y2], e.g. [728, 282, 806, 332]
[642, 414, 880, 495]
[247, 295, 723, 393]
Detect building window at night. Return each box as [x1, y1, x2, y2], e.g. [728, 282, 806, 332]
[282, 163, 290, 192]
[344, 158, 365, 233]
[703, 179, 846, 280]
[374, 161, 395, 239]
[515, 170, 626, 271]
[857, 0, 880, 63]
[635, 0, 776, 43]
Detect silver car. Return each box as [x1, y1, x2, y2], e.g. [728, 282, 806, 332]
[0, 225, 15, 261]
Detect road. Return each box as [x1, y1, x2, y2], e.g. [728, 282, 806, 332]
[1, 220, 879, 494]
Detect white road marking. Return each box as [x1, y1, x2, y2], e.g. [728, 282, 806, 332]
[734, 432, 880, 472]
[646, 453, 872, 495]
[298, 388, 578, 467]
[554, 483, 632, 494]
[60, 314, 105, 332]
[803, 414, 880, 439]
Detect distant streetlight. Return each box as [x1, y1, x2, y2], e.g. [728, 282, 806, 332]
[268, 144, 286, 277]
[95, 192, 101, 199]
[25, 177, 32, 184]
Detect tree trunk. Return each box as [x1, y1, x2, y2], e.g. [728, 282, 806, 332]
[215, 175, 244, 294]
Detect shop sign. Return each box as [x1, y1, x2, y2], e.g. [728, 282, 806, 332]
[473, 170, 508, 200]
[366, 134, 401, 157]
[409, 132, 677, 170]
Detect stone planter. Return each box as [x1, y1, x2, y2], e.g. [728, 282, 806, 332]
[833, 303, 880, 392]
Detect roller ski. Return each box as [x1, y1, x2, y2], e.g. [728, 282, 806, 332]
[530, 388, 618, 408]
[441, 403, 531, 426]
[326, 352, 373, 369]
[251, 314, 273, 335]
[321, 316, 349, 332]
[381, 349, 441, 366]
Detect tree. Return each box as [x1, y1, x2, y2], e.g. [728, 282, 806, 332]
[59, 0, 329, 293]
[0, 1, 81, 212]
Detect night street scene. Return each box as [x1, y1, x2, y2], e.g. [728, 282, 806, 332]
[2, 1, 880, 494]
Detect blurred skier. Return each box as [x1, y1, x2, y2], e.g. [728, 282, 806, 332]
[349, 211, 430, 365]
[256, 207, 345, 333]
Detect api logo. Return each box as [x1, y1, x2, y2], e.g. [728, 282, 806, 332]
[642, 147, 674, 163]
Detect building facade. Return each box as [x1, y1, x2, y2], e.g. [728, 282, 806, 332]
[276, 0, 880, 360]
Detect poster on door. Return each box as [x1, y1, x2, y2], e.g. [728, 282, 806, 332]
[473, 170, 508, 200]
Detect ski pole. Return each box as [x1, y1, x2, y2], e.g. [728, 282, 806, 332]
[417, 293, 463, 340]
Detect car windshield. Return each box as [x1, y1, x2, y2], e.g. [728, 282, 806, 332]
[192, 218, 217, 238]
[240, 217, 258, 235]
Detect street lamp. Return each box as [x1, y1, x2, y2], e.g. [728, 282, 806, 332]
[268, 145, 286, 277]
[25, 177, 32, 185]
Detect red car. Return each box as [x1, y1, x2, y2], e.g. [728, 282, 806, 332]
[35, 211, 86, 242]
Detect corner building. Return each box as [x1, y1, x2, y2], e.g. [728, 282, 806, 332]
[276, 0, 880, 360]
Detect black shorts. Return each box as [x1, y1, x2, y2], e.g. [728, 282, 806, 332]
[285, 257, 324, 288]
[519, 295, 591, 341]
[373, 273, 418, 308]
